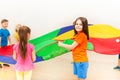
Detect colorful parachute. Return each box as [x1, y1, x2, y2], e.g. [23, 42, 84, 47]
[89, 24, 120, 55]
[55, 24, 120, 55]
[0, 24, 120, 64]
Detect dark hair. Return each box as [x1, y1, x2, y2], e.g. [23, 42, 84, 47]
[73, 17, 89, 40]
[1, 19, 8, 24]
[18, 26, 31, 59]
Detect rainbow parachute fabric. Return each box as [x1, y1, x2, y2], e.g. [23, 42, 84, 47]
[0, 24, 120, 64]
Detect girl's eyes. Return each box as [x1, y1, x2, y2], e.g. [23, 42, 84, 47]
[75, 23, 82, 26]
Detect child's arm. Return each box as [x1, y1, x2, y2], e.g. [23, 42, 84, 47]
[32, 50, 36, 62]
[13, 50, 17, 60]
[8, 36, 12, 45]
[58, 41, 78, 50]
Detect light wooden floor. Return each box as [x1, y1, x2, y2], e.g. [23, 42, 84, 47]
[0, 51, 120, 80]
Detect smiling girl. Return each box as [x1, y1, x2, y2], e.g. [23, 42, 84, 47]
[58, 17, 89, 80]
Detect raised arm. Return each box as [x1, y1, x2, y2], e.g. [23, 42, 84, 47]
[58, 41, 78, 50]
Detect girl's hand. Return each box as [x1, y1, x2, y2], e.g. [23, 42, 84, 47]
[58, 41, 63, 46]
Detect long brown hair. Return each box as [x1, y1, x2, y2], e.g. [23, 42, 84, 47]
[18, 26, 31, 59]
[73, 17, 89, 40]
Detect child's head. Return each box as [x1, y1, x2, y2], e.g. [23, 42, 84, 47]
[15, 24, 21, 32]
[73, 17, 89, 40]
[18, 26, 31, 59]
[19, 26, 31, 40]
[1, 19, 8, 28]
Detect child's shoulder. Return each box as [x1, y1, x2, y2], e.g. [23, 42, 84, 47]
[0, 28, 2, 31]
[28, 43, 34, 46]
[14, 43, 19, 46]
[27, 43, 34, 51]
[76, 32, 85, 37]
[75, 32, 87, 40]
[28, 43, 34, 48]
[0, 28, 9, 32]
[13, 43, 19, 49]
[5, 29, 9, 31]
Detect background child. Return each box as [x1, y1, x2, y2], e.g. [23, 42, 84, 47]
[0, 19, 11, 68]
[58, 17, 89, 80]
[13, 26, 36, 80]
[14, 24, 21, 42]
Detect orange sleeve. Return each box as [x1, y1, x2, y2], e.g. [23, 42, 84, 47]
[74, 34, 85, 44]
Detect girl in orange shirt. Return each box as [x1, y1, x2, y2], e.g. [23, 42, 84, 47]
[58, 17, 89, 80]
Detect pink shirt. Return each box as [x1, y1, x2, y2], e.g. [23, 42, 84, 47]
[13, 43, 34, 71]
